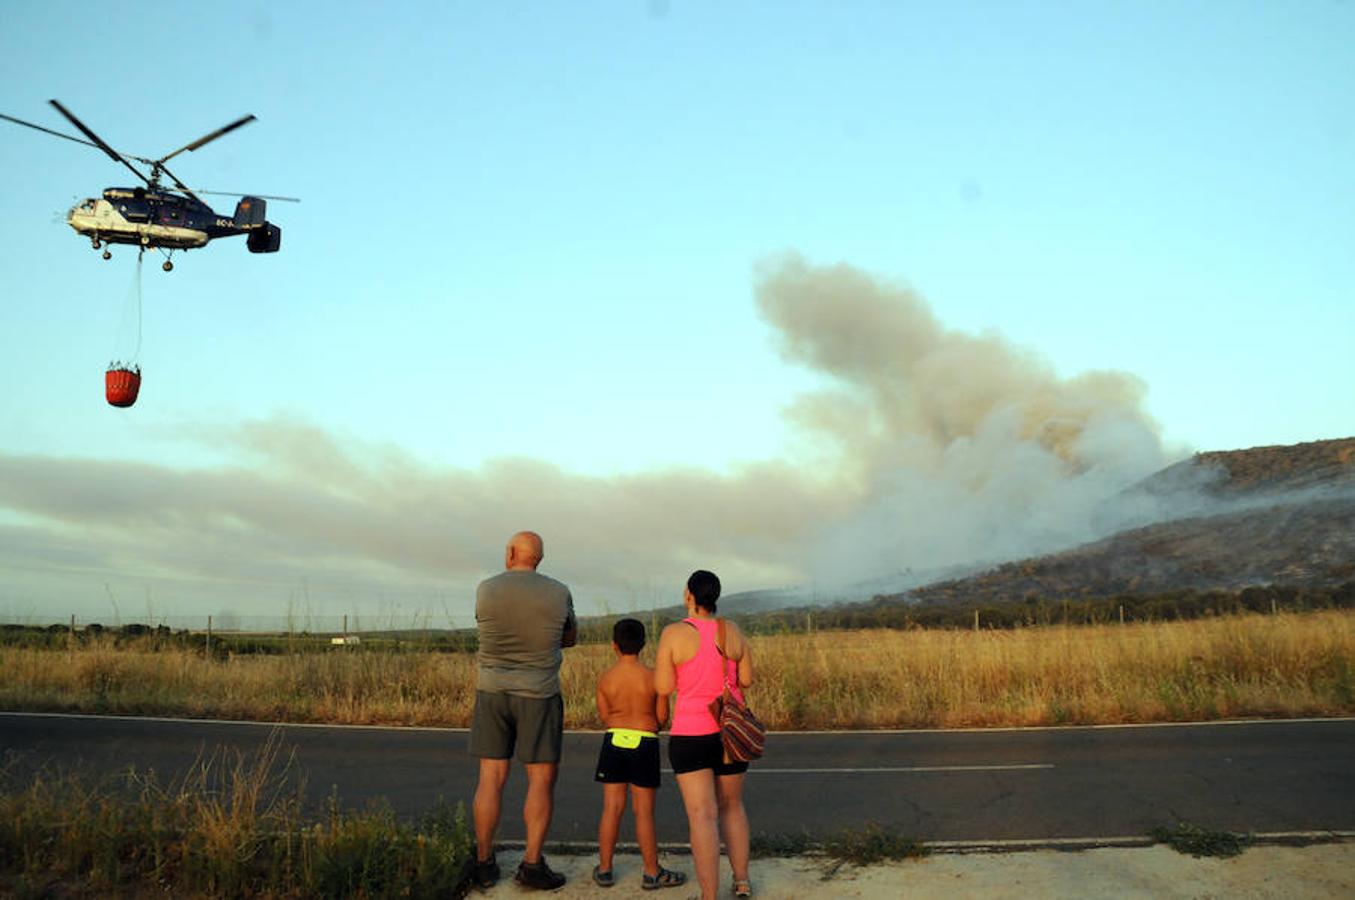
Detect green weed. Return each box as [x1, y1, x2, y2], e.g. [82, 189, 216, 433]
[1151, 821, 1250, 858]
[823, 823, 928, 866]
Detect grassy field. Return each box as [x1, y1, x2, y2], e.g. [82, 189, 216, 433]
[2, 610, 1352, 729]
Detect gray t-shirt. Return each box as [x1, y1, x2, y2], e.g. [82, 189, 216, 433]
[475, 569, 576, 698]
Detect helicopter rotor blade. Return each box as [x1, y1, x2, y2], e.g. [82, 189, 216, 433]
[190, 189, 302, 203]
[0, 111, 103, 150]
[47, 99, 152, 188]
[158, 114, 256, 165]
[3, 111, 158, 167]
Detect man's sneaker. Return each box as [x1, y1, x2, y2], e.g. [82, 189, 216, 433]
[515, 856, 567, 891]
[471, 854, 500, 889]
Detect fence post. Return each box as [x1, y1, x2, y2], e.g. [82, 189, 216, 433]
[973, 609, 980, 632]
[1271, 598, 1277, 616]
[69, 614, 75, 654]
[206, 614, 212, 656]
[1119, 604, 1125, 624]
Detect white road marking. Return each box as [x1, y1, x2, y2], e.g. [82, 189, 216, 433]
[0, 715, 1052, 774]
[658, 764, 1052, 775]
[0, 710, 465, 732]
[749, 764, 1055, 773]
[2, 710, 1352, 735]
[780, 716, 1355, 735]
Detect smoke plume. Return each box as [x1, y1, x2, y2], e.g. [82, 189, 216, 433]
[753, 253, 1170, 588]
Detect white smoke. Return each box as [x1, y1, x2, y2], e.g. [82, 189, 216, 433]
[753, 253, 1176, 589]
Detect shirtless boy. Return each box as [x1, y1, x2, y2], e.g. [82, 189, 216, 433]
[592, 618, 687, 890]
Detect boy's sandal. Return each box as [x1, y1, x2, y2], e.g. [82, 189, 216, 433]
[592, 864, 615, 887]
[733, 879, 752, 898]
[641, 866, 688, 890]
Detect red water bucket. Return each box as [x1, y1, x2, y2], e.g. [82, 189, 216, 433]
[106, 366, 141, 408]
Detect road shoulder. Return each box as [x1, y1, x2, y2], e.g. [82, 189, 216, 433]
[474, 842, 1355, 899]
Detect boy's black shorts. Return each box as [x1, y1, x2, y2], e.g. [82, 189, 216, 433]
[593, 731, 661, 789]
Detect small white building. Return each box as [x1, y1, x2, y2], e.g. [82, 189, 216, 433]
[330, 635, 361, 646]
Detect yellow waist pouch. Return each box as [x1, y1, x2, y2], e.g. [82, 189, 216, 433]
[607, 728, 657, 749]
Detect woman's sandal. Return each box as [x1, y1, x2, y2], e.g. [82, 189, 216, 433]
[641, 866, 688, 890]
[592, 864, 615, 887]
[733, 879, 752, 898]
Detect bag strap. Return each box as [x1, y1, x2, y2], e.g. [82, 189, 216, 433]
[715, 618, 736, 696]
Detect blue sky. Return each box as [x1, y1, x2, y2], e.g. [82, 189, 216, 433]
[1, 2, 1351, 627]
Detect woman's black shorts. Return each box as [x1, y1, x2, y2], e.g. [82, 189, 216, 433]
[668, 732, 749, 776]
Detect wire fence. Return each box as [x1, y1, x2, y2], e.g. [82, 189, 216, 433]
[0, 611, 476, 635]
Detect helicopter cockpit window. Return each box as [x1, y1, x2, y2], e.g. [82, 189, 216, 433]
[79, 199, 96, 212]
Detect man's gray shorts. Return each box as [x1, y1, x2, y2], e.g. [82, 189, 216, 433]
[469, 691, 564, 764]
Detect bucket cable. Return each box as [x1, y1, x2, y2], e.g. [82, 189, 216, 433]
[133, 248, 143, 362]
[110, 250, 144, 371]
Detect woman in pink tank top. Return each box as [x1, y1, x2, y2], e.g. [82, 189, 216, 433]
[669, 616, 744, 735]
[655, 570, 754, 900]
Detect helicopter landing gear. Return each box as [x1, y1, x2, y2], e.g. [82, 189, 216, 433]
[91, 237, 101, 249]
[162, 260, 173, 272]
[102, 249, 112, 260]
[139, 235, 150, 246]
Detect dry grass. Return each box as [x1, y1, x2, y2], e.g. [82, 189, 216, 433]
[748, 610, 1355, 728]
[2, 611, 1352, 730]
[0, 731, 472, 896]
[0, 642, 481, 726]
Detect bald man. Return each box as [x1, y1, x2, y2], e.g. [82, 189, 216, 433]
[470, 530, 578, 891]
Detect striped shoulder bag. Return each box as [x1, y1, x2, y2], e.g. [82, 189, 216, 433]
[709, 618, 766, 762]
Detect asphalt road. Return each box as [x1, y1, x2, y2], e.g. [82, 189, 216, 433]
[2, 713, 1352, 844]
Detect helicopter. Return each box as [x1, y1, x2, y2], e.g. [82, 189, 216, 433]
[0, 100, 296, 271]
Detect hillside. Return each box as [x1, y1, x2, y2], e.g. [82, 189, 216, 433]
[880, 437, 1355, 607]
[1135, 436, 1355, 496]
[897, 496, 1355, 606]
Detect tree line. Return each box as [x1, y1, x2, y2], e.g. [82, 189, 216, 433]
[4, 581, 1353, 652]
